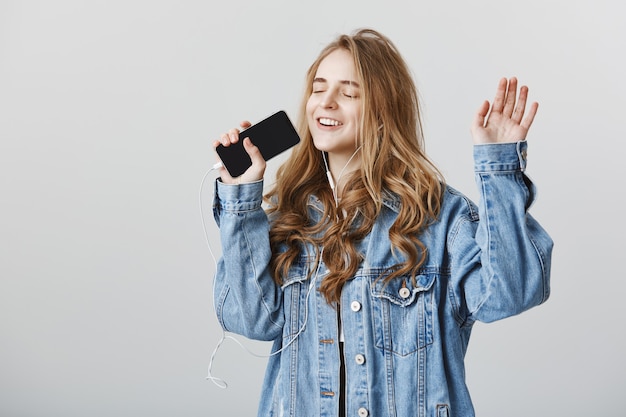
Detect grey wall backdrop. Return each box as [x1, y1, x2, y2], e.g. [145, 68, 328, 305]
[1, 0, 623, 416]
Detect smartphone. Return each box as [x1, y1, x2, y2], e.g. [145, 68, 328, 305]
[215, 110, 301, 177]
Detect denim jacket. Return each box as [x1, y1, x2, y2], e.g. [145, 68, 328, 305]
[212, 141, 553, 417]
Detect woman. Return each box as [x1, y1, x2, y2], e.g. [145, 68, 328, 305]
[212, 28, 552, 417]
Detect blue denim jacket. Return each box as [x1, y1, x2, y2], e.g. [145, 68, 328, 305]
[212, 141, 553, 417]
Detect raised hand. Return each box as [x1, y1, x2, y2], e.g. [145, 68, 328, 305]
[471, 77, 538, 144]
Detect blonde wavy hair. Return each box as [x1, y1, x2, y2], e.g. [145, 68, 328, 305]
[266, 28, 444, 304]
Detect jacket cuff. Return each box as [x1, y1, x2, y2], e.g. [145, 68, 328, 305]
[473, 141, 528, 173]
[214, 179, 264, 212]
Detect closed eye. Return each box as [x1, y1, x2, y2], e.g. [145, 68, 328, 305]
[343, 91, 359, 99]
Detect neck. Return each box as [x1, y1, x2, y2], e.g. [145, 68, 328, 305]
[323, 147, 362, 204]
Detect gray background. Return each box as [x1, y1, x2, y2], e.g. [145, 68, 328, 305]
[1, 0, 623, 416]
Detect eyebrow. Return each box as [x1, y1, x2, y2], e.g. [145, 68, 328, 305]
[313, 77, 360, 88]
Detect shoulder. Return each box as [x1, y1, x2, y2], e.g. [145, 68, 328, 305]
[381, 183, 478, 222]
[441, 185, 478, 222]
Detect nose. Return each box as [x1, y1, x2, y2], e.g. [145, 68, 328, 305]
[319, 89, 338, 109]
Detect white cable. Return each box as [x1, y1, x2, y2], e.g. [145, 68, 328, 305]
[322, 146, 362, 207]
[203, 145, 364, 389]
[199, 165, 220, 267]
[199, 164, 229, 388]
[199, 165, 324, 389]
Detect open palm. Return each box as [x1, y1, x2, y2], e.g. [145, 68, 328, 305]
[471, 77, 538, 144]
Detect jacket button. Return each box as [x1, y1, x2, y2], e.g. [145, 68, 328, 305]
[350, 301, 361, 312]
[399, 287, 411, 299]
[358, 407, 369, 417]
[355, 354, 365, 365]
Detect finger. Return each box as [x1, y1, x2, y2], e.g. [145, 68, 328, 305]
[520, 101, 539, 131]
[243, 137, 264, 163]
[502, 77, 518, 118]
[240, 137, 266, 182]
[219, 133, 231, 147]
[490, 77, 508, 114]
[472, 100, 491, 130]
[511, 85, 529, 123]
[240, 120, 252, 129]
[228, 128, 240, 144]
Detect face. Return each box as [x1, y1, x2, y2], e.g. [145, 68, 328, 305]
[306, 49, 362, 163]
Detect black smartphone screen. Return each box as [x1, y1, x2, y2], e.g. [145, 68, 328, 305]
[215, 110, 301, 177]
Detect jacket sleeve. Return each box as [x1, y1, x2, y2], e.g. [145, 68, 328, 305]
[211, 179, 284, 340]
[449, 141, 553, 325]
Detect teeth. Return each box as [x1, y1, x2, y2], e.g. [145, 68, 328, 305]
[319, 118, 341, 126]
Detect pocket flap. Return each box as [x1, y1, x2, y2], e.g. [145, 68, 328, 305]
[371, 273, 436, 306]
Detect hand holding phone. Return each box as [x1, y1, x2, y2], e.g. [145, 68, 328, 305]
[215, 110, 301, 178]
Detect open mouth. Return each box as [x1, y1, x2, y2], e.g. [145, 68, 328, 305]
[318, 117, 342, 127]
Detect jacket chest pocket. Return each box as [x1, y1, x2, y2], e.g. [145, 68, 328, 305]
[370, 273, 436, 356]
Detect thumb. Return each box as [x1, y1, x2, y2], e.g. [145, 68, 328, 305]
[472, 100, 490, 130]
[239, 137, 266, 182]
[243, 137, 264, 164]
